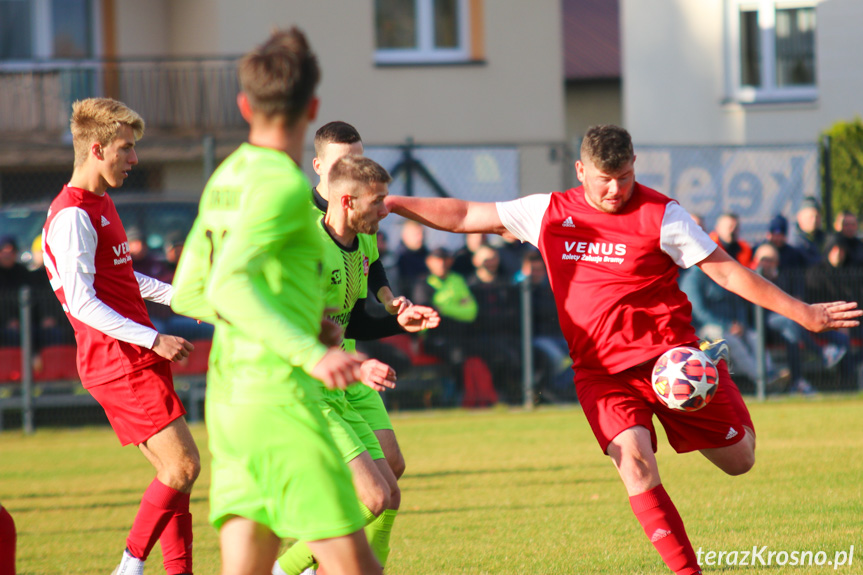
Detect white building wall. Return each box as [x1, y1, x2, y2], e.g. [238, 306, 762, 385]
[622, 0, 863, 146]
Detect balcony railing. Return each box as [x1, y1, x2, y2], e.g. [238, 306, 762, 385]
[0, 57, 245, 135]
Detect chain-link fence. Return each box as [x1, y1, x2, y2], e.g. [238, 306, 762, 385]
[2, 258, 862, 432]
[1, 68, 862, 429]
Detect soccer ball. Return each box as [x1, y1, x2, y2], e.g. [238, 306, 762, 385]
[651, 346, 719, 412]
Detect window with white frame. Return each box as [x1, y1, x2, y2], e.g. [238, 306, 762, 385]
[375, 0, 473, 64]
[729, 0, 816, 103]
[0, 0, 95, 62]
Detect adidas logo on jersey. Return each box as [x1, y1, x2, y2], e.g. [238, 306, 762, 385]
[562, 216, 576, 228]
[101, 215, 110, 227]
[725, 427, 738, 440]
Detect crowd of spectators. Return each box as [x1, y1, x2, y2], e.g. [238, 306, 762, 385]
[3, 196, 861, 403]
[0, 228, 211, 356]
[683, 198, 862, 394]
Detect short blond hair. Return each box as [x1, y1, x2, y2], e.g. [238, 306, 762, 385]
[70, 98, 145, 167]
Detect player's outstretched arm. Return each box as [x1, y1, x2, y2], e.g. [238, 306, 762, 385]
[359, 358, 397, 391]
[698, 248, 862, 333]
[384, 196, 508, 235]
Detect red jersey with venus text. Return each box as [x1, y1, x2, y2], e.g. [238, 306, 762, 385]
[497, 183, 716, 373]
[43, 185, 162, 386]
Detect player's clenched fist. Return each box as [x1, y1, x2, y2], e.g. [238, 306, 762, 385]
[151, 334, 195, 362]
[397, 304, 441, 333]
[311, 348, 366, 390]
[360, 359, 397, 391]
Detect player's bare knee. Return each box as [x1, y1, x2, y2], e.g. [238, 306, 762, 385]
[389, 483, 402, 510]
[171, 454, 201, 489]
[723, 452, 756, 476]
[388, 452, 406, 479]
[361, 485, 390, 517]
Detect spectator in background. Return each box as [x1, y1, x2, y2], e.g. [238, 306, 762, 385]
[496, 233, 529, 278]
[395, 220, 429, 296]
[833, 211, 863, 267]
[127, 226, 168, 279]
[160, 231, 185, 281]
[790, 196, 826, 267]
[27, 236, 75, 349]
[710, 212, 752, 267]
[753, 243, 850, 394]
[413, 248, 497, 407]
[376, 230, 400, 297]
[516, 248, 575, 402]
[467, 244, 508, 288]
[762, 215, 808, 272]
[412, 247, 477, 346]
[466, 244, 522, 401]
[0, 235, 29, 347]
[679, 251, 778, 388]
[148, 231, 213, 341]
[805, 235, 860, 363]
[452, 232, 486, 277]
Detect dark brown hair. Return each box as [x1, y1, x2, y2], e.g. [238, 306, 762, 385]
[580, 124, 634, 173]
[314, 121, 362, 156]
[238, 27, 320, 125]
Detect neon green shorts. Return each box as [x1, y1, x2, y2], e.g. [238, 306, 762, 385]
[321, 386, 385, 462]
[206, 398, 365, 541]
[345, 382, 393, 432]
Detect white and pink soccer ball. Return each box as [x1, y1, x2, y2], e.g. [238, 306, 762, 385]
[651, 346, 719, 412]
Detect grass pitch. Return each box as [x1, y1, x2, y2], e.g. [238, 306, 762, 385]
[2, 395, 862, 574]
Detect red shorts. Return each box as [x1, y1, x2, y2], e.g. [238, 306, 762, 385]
[575, 356, 753, 454]
[88, 361, 186, 446]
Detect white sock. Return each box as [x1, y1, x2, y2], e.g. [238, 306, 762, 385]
[271, 559, 289, 575]
[115, 549, 145, 575]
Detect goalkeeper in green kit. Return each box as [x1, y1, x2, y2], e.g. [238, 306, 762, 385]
[170, 28, 384, 575]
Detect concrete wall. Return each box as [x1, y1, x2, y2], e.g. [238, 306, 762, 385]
[114, 0, 566, 147]
[565, 79, 623, 141]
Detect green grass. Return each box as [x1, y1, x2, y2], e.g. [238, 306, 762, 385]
[2, 395, 862, 574]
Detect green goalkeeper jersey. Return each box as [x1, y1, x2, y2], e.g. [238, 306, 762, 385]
[318, 218, 379, 354]
[172, 143, 328, 404]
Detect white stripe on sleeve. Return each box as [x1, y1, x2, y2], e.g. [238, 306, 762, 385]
[47, 206, 158, 348]
[135, 272, 173, 305]
[496, 194, 552, 248]
[660, 202, 717, 269]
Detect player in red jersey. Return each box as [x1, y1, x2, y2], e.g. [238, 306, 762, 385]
[384, 124, 862, 575]
[42, 98, 199, 575]
[0, 502, 15, 575]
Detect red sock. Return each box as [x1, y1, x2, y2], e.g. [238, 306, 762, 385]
[629, 484, 701, 575]
[126, 479, 188, 562]
[0, 505, 16, 575]
[159, 494, 193, 575]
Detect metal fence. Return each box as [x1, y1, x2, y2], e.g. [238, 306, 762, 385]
[2, 261, 862, 432]
[0, 57, 243, 135]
